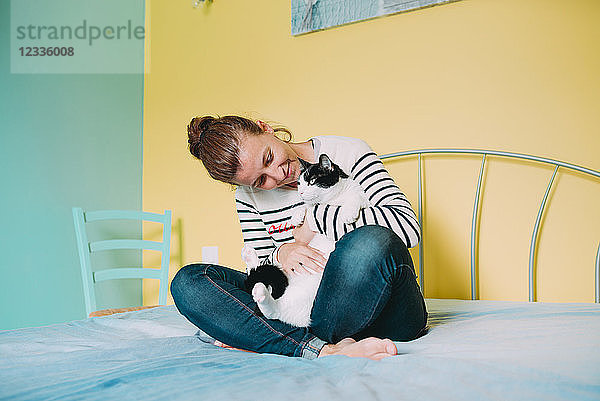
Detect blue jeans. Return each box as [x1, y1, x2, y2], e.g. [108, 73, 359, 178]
[170, 225, 428, 359]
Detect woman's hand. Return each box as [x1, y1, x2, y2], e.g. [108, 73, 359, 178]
[277, 242, 326, 276]
[292, 220, 316, 244]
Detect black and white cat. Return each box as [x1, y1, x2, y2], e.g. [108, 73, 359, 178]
[242, 154, 371, 327]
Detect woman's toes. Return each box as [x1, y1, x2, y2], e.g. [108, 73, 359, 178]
[383, 339, 397, 354]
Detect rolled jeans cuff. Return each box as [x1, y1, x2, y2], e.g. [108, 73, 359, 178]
[301, 334, 327, 359]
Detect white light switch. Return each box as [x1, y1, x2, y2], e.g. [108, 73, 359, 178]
[202, 246, 219, 264]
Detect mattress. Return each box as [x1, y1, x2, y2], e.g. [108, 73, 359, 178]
[1, 299, 599, 400]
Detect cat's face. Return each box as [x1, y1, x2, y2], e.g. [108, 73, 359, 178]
[296, 154, 349, 202]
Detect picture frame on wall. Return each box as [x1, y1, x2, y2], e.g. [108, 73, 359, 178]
[291, 0, 461, 36]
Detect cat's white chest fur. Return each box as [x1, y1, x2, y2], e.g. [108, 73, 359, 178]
[291, 178, 371, 227]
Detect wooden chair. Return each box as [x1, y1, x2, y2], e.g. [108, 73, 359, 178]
[72, 208, 172, 318]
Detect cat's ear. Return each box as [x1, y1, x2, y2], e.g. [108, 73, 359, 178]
[319, 154, 333, 171]
[297, 157, 311, 172]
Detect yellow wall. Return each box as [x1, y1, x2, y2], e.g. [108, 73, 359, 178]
[142, 0, 600, 305]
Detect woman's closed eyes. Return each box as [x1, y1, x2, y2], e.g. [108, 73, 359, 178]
[254, 148, 273, 188]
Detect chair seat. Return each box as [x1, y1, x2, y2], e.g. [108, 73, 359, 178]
[88, 305, 163, 318]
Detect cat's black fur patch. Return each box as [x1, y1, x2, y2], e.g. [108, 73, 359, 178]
[298, 154, 348, 189]
[244, 264, 289, 300]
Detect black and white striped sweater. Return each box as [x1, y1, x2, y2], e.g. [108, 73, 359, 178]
[235, 135, 420, 267]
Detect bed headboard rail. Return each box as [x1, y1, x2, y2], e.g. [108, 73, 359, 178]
[379, 149, 600, 303]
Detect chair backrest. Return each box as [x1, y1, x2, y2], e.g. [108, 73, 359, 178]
[72, 208, 172, 317]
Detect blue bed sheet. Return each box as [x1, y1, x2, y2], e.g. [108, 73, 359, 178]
[1, 299, 599, 400]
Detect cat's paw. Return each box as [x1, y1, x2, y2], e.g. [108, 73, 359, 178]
[339, 205, 361, 224]
[252, 283, 268, 304]
[241, 245, 260, 271]
[290, 208, 306, 227]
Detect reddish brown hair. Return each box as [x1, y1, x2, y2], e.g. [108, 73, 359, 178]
[187, 115, 292, 184]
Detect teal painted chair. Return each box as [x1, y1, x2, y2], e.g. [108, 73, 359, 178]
[72, 208, 172, 317]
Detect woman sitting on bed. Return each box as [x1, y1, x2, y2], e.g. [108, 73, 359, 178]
[170, 115, 427, 360]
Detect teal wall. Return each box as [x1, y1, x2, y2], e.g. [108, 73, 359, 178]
[0, 0, 144, 330]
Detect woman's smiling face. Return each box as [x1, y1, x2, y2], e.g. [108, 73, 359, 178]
[233, 132, 302, 190]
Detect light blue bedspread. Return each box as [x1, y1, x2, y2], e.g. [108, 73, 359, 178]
[1, 299, 599, 400]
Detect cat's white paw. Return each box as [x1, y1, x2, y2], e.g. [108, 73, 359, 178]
[290, 208, 306, 227]
[339, 205, 361, 224]
[252, 283, 268, 304]
[241, 245, 260, 272]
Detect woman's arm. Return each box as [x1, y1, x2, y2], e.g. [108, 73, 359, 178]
[235, 197, 281, 267]
[305, 140, 421, 247]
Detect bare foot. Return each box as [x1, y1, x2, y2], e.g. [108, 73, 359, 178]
[317, 337, 397, 360]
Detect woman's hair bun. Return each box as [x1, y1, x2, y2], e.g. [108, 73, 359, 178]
[187, 116, 215, 145]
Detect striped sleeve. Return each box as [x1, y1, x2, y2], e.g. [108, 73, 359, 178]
[305, 142, 421, 248]
[235, 197, 280, 266]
